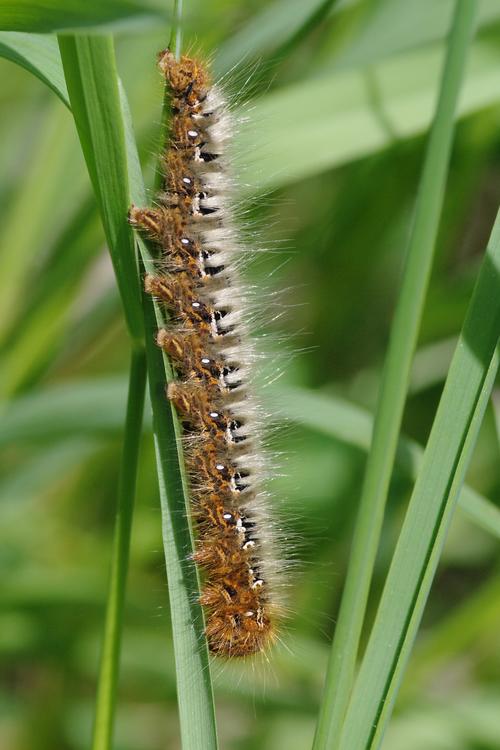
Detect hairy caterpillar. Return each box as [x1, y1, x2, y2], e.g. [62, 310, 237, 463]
[129, 51, 282, 656]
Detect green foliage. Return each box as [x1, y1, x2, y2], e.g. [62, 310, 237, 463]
[314, 3, 477, 745]
[1, 1, 500, 749]
[0, 0, 169, 33]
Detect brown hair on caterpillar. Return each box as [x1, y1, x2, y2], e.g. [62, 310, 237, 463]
[130, 50, 283, 657]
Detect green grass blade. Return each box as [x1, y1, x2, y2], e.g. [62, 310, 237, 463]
[0, 31, 68, 103]
[91, 348, 146, 750]
[58, 33, 217, 750]
[0, 0, 169, 33]
[58, 34, 148, 750]
[235, 38, 496, 192]
[58, 35, 143, 345]
[338, 209, 500, 749]
[142, 292, 219, 750]
[313, 3, 477, 747]
[0, 377, 130, 443]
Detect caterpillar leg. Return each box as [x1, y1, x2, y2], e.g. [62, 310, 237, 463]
[128, 205, 165, 241]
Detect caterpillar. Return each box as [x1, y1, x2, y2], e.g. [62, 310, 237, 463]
[129, 50, 283, 657]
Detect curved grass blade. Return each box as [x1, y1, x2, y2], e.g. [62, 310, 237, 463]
[0, 31, 68, 103]
[313, 3, 478, 746]
[338, 209, 500, 749]
[57, 34, 147, 750]
[236, 38, 496, 193]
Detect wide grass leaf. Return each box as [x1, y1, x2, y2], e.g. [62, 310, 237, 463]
[275, 385, 500, 540]
[0, 0, 169, 33]
[237, 40, 500, 191]
[0, 31, 68, 103]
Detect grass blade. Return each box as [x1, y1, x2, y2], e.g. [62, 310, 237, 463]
[0, 0, 169, 33]
[142, 292, 219, 750]
[312, 2, 477, 747]
[0, 31, 68, 103]
[58, 33, 218, 750]
[58, 35, 143, 345]
[235, 38, 497, 192]
[338, 209, 500, 749]
[91, 348, 146, 750]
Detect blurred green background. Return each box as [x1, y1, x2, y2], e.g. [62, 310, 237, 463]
[2, 1, 500, 748]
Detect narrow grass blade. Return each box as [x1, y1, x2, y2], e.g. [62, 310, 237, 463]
[58, 34, 147, 750]
[58, 33, 218, 750]
[0, 0, 169, 33]
[58, 35, 143, 345]
[313, 3, 477, 747]
[142, 291, 219, 750]
[91, 348, 146, 750]
[338, 210, 500, 749]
